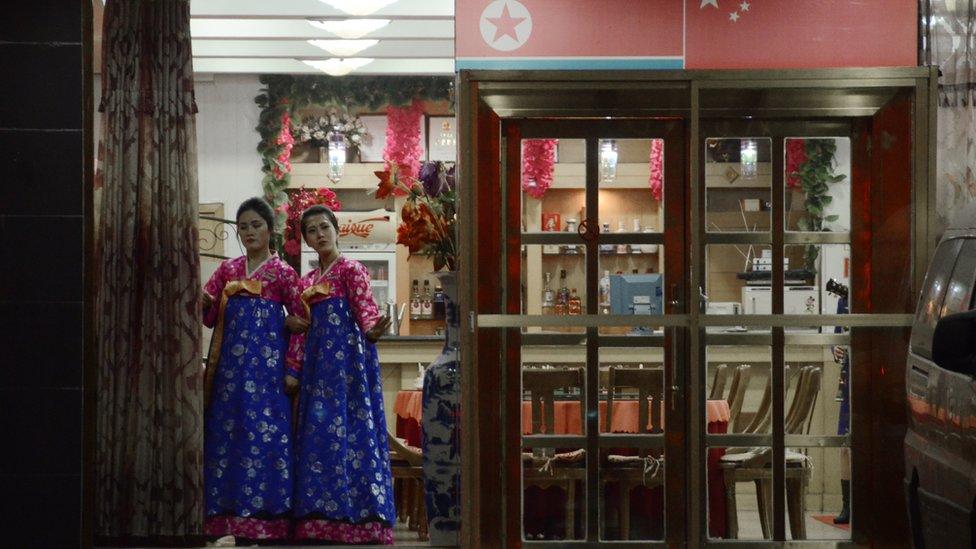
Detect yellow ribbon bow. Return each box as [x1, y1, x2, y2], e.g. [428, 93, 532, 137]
[300, 282, 333, 320]
[204, 279, 263, 407]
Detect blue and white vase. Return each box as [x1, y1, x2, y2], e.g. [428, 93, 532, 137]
[421, 270, 461, 545]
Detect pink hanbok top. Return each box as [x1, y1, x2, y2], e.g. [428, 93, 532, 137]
[203, 254, 305, 371]
[288, 255, 381, 374]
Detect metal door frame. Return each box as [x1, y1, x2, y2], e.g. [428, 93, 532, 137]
[457, 67, 936, 547]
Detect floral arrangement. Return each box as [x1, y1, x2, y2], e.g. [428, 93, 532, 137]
[521, 139, 557, 199]
[375, 161, 457, 271]
[281, 187, 342, 257]
[648, 139, 664, 201]
[254, 75, 453, 258]
[384, 99, 425, 183]
[293, 108, 368, 149]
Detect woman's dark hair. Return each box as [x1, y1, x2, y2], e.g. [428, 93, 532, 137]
[236, 197, 275, 231]
[301, 205, 339, 237]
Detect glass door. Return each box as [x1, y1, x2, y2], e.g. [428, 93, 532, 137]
[481, 118, 689, 545]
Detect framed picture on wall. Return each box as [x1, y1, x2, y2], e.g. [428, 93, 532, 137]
[427, 116, 456, 162]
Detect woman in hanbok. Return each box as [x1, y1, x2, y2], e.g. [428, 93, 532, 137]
[290, 205, 395, 544]
[201, 197, 305, 541]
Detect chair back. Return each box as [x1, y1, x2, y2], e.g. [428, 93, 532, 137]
[785, 366, 822, 435]
[727, 364, 752, 432]
[708, 364, 730, 400]
[605, 366, 665, 435]
[523, 367, 585, 435]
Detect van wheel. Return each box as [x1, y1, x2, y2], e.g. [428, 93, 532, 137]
[908, 470, 924, 549]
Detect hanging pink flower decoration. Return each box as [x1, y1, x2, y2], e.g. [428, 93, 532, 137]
[785, 138, 806, 188]
[383, 99, 425, 191]
[521, 139, 557, 199]
[648, 139, 664, 201]
[271, 111, 295, 181]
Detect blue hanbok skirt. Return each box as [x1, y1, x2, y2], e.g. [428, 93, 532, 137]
[204, 295, 293, 539]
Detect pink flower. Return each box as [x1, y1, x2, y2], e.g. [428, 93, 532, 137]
[786, 139, 806, 188]
[521, 139, 557, 199]
[383, 99, 424, 183]
[649, 138, 664, 201]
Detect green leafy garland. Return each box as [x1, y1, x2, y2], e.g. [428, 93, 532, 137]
[254, 74, 454, 253]
[792, 139, 846, 272]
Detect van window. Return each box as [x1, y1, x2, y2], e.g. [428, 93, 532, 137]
[910, 238, 964, 358]
[944, 239, 976, 316]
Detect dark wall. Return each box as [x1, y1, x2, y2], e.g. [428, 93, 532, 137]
[0, 1, 87, 547]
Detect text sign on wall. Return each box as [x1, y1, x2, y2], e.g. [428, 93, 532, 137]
[456, 0, 917, 70]
[335, 209, 394, 245]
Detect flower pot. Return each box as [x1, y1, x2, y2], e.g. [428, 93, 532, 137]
[317, 146, 327, 163]
[421, 270, 460, 545]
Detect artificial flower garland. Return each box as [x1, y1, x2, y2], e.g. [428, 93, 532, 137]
[383, 99, 425, 190]
[271, 111, 295, 181]
[521, 139, 558, 199]
[649, 139, 664, 201]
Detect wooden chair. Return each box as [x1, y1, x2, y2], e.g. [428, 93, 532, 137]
[726, 365, 753, 433]
[601, 366, 665, 540]
[721, 366, 821, 540]
[522, 367, 587, 540]
[388, 432, 428, 540]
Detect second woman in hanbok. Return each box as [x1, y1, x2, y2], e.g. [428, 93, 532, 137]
[290, 205, 395, 544]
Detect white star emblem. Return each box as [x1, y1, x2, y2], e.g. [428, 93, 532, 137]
[700, 0, 719, 8]
[729, 11, 739, 22]
[740, 1, 750, 11]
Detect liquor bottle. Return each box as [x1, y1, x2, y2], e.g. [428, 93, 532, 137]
[616, 221, 629, 254]
[555, 269, 570, 315]
[568, 288, 582, 315]
[410, 279, 422, 320]
[542, 272, 555, 315]
[433, 284, 446, 321]
[600, 269, 611, 314]
[600, 223, 613, 254]
[421, 280, 433, 319]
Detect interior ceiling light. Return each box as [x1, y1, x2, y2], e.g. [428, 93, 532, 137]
[306, 19, 390, 39]
[307, 39, 379, 57]
[319, 0, 398, 16]
[302, 58, 375, 76]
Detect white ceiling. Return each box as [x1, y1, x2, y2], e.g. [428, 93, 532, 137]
[94, 0, 456, 75]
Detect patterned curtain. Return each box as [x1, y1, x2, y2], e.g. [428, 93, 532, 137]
[921, 0, 976, 232]
[95, 0, 203, 538]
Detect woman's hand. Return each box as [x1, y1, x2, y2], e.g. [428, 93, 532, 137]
[201, 291, 214, 310]
[366, 315, 392, 343]
[284, 374, 299, 395]
[286, 315, 310, 334]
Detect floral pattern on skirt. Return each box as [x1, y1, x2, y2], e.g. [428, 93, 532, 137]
[293, 296, 395, 543]
[204, 296, 293, 537]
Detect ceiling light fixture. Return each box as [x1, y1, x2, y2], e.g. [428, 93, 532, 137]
[319, 0, 399, 16]
[306, 19, 390, 39]
[307, 39, 379, 57]
[302, 58, 375, 76]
